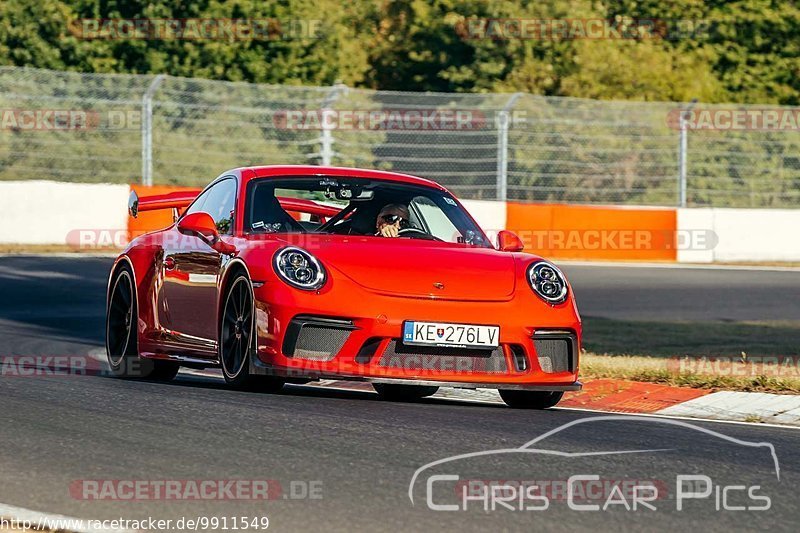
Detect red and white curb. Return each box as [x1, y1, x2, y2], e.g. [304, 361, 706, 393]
[657, 391, 800, 425]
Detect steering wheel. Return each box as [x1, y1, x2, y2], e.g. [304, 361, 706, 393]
[398, 227, 441, 241]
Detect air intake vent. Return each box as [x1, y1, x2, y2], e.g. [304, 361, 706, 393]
[533, 332, 575, 373]
[355, 337, 383, 364]
[293, 326, 350, 361]
[283, 316, 354, 361]
[509, 344, 528, 371]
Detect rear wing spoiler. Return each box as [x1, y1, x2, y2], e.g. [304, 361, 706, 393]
[128, 189, 201, 218]
[127, 189, 343, 220]
[278, 197, 342, 218]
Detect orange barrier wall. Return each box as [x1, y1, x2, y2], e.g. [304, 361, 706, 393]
[506, 202, 677, 261]
[128, 185, 200, 238]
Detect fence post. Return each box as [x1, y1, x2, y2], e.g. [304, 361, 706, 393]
[678, 98, 698, 207]
[496, 93, 522, 201]
[141, 74, 166, 186]
[319, 83, 347, 166]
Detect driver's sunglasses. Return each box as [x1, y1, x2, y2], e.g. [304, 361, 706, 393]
[381, 214, 409, 228]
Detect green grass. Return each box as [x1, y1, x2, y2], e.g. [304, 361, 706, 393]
[581, 353, 800, 393]
[580, 316, 800, 393]
[582, 316, 800, 357]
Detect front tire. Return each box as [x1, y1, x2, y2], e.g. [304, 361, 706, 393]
[219, 273, 284, 393]
[499, 390, 563, 409]
[106, 265, 179, 381]
[374, 384, 439, 402]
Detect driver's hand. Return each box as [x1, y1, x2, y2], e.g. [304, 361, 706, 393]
[380, 224, 400, 238]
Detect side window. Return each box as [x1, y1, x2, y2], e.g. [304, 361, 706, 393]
[185, 178, 237, 235]
[185, 189, 210, 217]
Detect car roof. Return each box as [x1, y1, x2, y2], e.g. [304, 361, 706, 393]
[234, 165, 446, 191]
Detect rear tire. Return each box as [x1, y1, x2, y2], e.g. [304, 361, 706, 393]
[499, 390, 563, 409]
[220, 273, 284, 393]
[106, 265, 179, 381]
[374, 384, 439, 402]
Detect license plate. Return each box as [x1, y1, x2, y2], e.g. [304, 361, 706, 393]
[402, 321, 500, 349]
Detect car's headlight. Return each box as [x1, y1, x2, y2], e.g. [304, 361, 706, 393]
[273, 247, 326, 290]
[527, 261, 568, 304]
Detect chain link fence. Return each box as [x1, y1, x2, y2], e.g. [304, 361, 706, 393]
[1, 67, 798, 207]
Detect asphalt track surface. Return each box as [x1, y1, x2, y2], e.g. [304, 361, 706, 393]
[1, 256, 799, 532]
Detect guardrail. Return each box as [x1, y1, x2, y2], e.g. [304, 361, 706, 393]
[2, 180, 799, 262]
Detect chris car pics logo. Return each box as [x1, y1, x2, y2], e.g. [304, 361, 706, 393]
[409, 416, 779, 513]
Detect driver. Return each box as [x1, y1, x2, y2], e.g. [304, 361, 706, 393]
[375, 203, 410, 238]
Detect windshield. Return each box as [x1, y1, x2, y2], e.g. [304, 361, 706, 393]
[244, 177, 490, 247]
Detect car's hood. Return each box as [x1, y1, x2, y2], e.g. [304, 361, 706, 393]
[309, 237, 517, 301]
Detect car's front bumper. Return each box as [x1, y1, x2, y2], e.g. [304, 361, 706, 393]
[251, 279, 582, 390]
[250, 357, 582, 391]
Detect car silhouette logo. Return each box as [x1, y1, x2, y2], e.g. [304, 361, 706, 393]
[433, 282, 445, 290]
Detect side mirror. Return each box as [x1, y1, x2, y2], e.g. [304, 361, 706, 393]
[497, 230, 524, 252]
[178, 212, 220, 242]
[178, 212, 237, 254]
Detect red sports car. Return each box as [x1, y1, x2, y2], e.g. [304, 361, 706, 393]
[107, 166, 581, 408]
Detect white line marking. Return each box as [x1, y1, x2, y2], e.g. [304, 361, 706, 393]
[0, 502, 134, 533]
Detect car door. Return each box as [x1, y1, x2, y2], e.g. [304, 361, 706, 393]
[160, 178, 237, 354]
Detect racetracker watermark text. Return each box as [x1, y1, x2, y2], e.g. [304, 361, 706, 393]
[455, 18, 713, 40]
[273, 109, 487, 131]
[667, 108, 800, 131]
[0, 109, 141, 131]
[668, 356, 800, 378]
[0, 355, 104, 376]
[69, 479, 321, 501]
[70, 18, 322, 40]
[67, 228, 718, 252]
